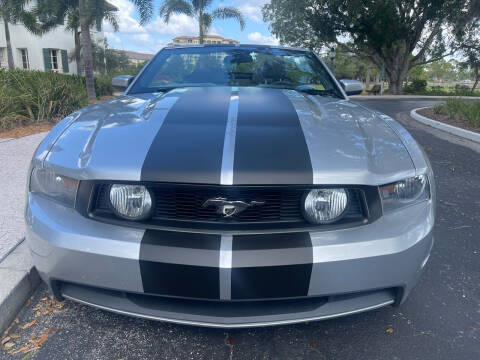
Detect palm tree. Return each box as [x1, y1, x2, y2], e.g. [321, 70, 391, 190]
[159, 0, 245, 44]
[0, 0, 42, 69]
[68, 1, 118, 76]
[35, 0, 118, 76]
[81, 0, 153, 99]
[36, 0, 152, 100]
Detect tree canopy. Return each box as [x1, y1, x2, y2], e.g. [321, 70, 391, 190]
[263, 0, 480, 94]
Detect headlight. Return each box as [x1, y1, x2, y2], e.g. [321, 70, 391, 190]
[303, 188, 348, 224]
[109, 184, 153, 220]
[380, 175, 430, 212]
[29, 167, 79, 207]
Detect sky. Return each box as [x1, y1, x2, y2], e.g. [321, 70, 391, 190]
[104, 0, 279, 54]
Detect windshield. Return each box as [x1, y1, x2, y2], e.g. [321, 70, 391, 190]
[129, 46, 342, 97]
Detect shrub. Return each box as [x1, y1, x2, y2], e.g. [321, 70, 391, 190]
[0, 81, 26, 129]
[95, 73, 114, 97]
[405, 78, 427, 93]
[453, 84, 473, 96]
[434, 98, 480, 127]
[0, 69, 88, 129]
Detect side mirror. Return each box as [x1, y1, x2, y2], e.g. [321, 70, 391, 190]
[339, 79, 363, 96]
[112, 75, 134, 92]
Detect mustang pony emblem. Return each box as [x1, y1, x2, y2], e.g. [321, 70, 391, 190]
[202, 197, 265, 217]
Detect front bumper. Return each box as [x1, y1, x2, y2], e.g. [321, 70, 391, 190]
[25, 194, 434, 328]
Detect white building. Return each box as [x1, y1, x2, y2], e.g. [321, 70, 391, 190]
[0, 2, 113, 74]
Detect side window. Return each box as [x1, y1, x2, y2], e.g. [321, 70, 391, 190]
[18, 48, 29, 69]
[50, 49, 61, 72]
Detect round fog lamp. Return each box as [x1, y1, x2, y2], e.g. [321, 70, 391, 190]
[303, 188, 348, 224]
[109, 184, 153, 220]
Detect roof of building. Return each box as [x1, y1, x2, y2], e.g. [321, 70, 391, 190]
[113, 50, 154, 61]
[105, 1, 118, 11]
[172, 35, 238, 42]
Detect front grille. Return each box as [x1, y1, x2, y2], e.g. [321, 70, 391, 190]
[88, 183, 371, 231]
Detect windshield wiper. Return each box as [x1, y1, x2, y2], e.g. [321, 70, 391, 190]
[294, 85, 342, 98]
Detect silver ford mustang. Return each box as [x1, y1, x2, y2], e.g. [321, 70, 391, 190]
[25, 45, 435, 328]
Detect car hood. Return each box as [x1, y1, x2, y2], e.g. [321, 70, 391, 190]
[44, 86, 415, 185]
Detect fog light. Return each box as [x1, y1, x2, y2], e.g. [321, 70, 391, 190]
[109, 184, 153, 220]
[303, 188, 348, 224]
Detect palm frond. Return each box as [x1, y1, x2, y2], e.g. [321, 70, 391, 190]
[192, 0, 214, 13]
[0, 0, 31, 22]
[130, 0, 154, 24]
[31, 0, 71, 32]
[65, 9, 79, 32]
[211, 6, 245, 30]
[91, 0, 119, 32]
[18, 11, 43, 35]
[102, 9, 119, 31]
[159, 0, 194, 23]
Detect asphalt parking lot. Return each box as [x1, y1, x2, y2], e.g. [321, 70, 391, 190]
[1, 99, 479, 360]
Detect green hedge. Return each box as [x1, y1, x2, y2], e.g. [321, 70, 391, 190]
[0, 69, 119, 130]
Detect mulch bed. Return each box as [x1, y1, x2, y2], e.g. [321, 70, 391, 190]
[417, 108, 480, 134]
[0, 124, 54, 139]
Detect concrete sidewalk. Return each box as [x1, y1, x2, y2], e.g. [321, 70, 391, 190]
[0, 132, 47, 332]
[0, 133, 47, 261]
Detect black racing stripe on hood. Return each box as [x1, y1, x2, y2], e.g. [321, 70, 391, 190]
[231, 232, 313, 300]
[233, 87, 313, 185]
[140, 230, 221, 299]
[140, 87, 231, 184]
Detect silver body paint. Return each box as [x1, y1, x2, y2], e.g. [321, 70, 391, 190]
[25, 46, 435, 327]
[220, 88, 239, 185]
[44, 92, 181, 181]
[26, 195, 145, 293]
[283, 90, 415, 185]
[219, 235, 233, 300]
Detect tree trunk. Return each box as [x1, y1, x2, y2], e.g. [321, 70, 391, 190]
[472, 78, 479, 93]
[471, 65, 479, 93]
[79, 0, 96, 100]
[366, 68, 371, 89]
[199, 10, 204, 44]
[386, 65, 409, 95]
[74, 28, 82, 75]
[3, 16, 15, 70]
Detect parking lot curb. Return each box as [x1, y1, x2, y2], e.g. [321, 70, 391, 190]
[351, 95, 479, 100]
[0, 240, 40, 333]
[411, 107, 480, 144]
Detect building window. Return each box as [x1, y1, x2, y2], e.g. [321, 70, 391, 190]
[50, 49, 62, 72]
[0, 48, 7, 68]
[18, 48, 29, 69]
[188, 39, 192, 43]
